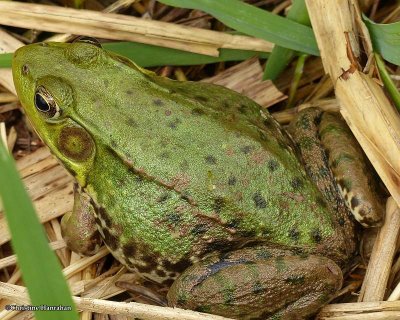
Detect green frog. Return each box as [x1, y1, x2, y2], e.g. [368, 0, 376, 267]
[12, 38, 384, 319]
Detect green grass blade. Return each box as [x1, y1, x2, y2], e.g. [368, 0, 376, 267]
[103, 42, 269, 66]
[0, 141, 78, 320]
[263, 0, 310, 80]
[0, 43, 268, 69]
[158, 0, 319, 56]
[375, 53, 400, 111]
[0, 52, 12, 68]
[364, 17, 400, 66]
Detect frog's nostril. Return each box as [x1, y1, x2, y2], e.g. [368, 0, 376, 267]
[22, 64, 29, 76]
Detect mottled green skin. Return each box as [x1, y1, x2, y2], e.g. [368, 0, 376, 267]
[13, 41, 364, 319]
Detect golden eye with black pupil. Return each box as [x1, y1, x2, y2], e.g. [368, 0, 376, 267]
[34, 86, 61, 119]
[72, 36, 102, 48]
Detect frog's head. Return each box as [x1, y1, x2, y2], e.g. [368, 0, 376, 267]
[12, 40, 105, 185]
[12, 39, 151, 186]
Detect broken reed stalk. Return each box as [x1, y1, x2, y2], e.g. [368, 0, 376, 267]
[305, 0, 400, 314]
[0, 1, 273, 57]
[0, 282, 233, 320]
[305, 0, 400, 208]
[358, 197, 400, 301]
[317, 300, 400, 319]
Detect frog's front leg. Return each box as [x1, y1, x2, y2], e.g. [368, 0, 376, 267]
[61, 183, 102, 256]
[168, 246, 342, 319]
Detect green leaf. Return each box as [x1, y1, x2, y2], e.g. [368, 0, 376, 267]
[364, 17, 400, 66]
[0, 52, 12, 68]
[263, 0, 310, 80]
[0, 43, 268, 69]
[158, 0, 319, 56]
[103, 42, 269, 67]
[0, 141, 78, 320]
[375, 53, 400, 111]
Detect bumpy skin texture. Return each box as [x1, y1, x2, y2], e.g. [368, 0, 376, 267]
[12, 41, 382, 319]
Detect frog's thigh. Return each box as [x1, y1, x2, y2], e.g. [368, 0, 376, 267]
[61, 183, 102, 256]
[167, 246, 342, 319]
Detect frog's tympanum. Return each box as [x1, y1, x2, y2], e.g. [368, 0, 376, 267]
[12, 39, 384, 319]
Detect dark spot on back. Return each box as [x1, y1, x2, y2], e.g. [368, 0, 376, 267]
[157, 193, 170, 202]
[338, 217, 345, 226]
[289, 228, 300, 241]
[153, 99, 164, 106]
[226, 219, 240, 229]
[195, 95, 208, 103]
[316, 196, 327, 208]
[253, 192, 267, 209]
[160, 151, 170, 159]
[223, 101, 231, 109]
[191, 108, 205, 115]
[110, 140, 118, 148]
[126, 89, 133, 95]
[267, 159, 279, 172]
[166, 213, 181, 225]
[240, 145, 253, 154]
[203, 239, 231, 254]
[191, 223, 209, 236]
[228, 176, 237, 185]
[125, 117, 138, 127]
[205, 155, 217, 164]
[238, 104, 247, 114]
[240, 229, 257, 237]
[311, 229, 322, 243]
[291, 177, 304, 190]
[180, 192, 192, 202]
[167, 118, 181, 129]
[213, 197, 225, 214]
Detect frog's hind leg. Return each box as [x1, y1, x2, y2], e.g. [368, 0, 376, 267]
[287, 107, 358, 259]
[61, 183, 103, 256]
[167, 246, 342, 320]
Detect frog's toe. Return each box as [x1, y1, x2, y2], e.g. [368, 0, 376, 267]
[167, 247, 342, 319]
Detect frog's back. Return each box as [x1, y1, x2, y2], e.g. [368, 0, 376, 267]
[82, 63, 344, 281]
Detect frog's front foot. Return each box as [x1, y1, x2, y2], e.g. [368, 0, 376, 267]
[61, 184, 102, 256]
[167, 246, 342, 319]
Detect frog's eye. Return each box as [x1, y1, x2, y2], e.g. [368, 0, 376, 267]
[72, 36, 102, 48]
[34, 86, 61, 119]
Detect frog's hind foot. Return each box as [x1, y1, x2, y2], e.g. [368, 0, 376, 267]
[167, 246, 342, 319]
